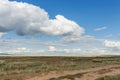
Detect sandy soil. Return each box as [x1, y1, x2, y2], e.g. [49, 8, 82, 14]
[26, 64, 120, 80]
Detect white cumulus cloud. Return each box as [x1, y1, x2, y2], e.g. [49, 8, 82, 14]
[103, 40, 120, 54]
[0, 0, 84, 38]
[104, 40, 120, 49]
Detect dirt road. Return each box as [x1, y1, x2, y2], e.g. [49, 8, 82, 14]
[26, 64, 120, 80]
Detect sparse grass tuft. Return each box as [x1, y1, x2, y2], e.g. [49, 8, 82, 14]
[97, 69, 112, 74]
[96, 74, 120, 80]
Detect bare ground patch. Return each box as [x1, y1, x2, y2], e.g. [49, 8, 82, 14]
[26, 65, 120, 80]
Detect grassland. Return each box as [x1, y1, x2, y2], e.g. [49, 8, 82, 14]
[96, 74, 120, 80]
[0, 56, 120, 80]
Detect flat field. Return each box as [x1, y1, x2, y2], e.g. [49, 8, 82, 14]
[0, 56, 120, 80]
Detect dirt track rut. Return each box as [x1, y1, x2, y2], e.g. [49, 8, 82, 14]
[26, 65, 120, 80]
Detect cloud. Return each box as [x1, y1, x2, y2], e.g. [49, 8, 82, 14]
[0, 0, 84, 38]
[61, 35, 100, 42]
[1, 38, 120, 55]
[36, 50, 45, 53]
[0, 39, 68, 54]
[61, 48, 81, 53]
[86, 48, 106, 54]
[48, 46, 81, 53]
[8, 47, 30, 53]
[0, 32, 6, 38]
[104, 40, 120, 49]
[94, 26, 107, 31]
[103, 40, 120, 54]
[48, 46, 57, 52]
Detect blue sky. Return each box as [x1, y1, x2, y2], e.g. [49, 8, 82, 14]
[13, 0, 120, 38]
[0, 0, 120, 56]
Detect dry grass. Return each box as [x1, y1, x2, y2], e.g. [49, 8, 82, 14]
[0, 56, 120, 79]
[96, 74, 120, 80]
[97, 69, 112, 74]
[48, 72, 86, 80]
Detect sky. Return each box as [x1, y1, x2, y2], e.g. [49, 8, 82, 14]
[0, 0, 120, 56]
